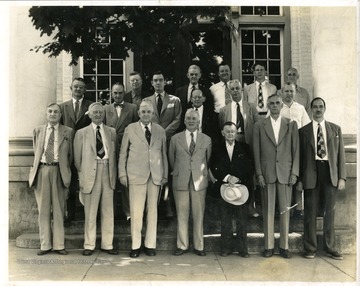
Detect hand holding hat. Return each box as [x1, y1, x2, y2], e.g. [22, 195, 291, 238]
[220, 183, 249, 206]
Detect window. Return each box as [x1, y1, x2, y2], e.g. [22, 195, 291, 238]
[236, 6, 290, 89]
[80, 29, 125, 104]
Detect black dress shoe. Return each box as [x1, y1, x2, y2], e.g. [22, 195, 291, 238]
[54, 249, 68, 255]
[325, 250, 343, 260]
[144, 247, 156, 256]
[239, 251, 249, 258]
[279, 248, 292, 259]
[174, 248, 188, 256]
[262, 249, 274, 258]
[194, 249, 206, 256]
[129, 248, 141, 258]
[220, 250, 232, 257]
[83, 249, 93, 256]
[37, 249, 51, 256]
[101, 248, 119, 255]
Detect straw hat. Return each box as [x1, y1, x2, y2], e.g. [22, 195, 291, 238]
[220, 183, 249, 205]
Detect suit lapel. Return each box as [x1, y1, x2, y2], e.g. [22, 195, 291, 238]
[117, 105, 130, 130]
[135, 122, 149, 145]
[263, 117, 277, 146]
[38, 125, 47, 153]
[325, 121, 334, 143]
[161, 93, 169, 114]
[77, 100, 88, 123]
[58, 125, 66, 147]
[277, 118, 289, 145]
[66, 101, 76, 124]
[179, 132, 190, 155]
[193, 132, 203, 154]
[102, 125, 112, 152]
[86, 126, 96, 154]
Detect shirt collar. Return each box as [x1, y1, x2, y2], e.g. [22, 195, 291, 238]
[140, 121, 152, 130]
[92, 122, 104, 130]
[188, 83, 199, 90]
[226, 141, 235, 147]
[270, 115, 282, 123]
[47, 123, 59, 130]
[193, 105, 203, 111]
[185, 129, 198, 136]
[232, 99, 243, 108]
[72, 97, 84, 104]
[155, 91, 165, 97]
[313, 119, 325, 129]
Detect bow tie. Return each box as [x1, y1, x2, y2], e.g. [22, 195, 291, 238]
[114, 103, 124, 108]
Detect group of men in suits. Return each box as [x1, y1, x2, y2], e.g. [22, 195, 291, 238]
[29, 62, 346, 261]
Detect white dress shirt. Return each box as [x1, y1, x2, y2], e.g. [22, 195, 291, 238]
[41, 123, 59, 163]
[256, 81, 270, 113]
[185, 129, 198, 148]
[115, 101, 125, 117]
[187, 83, 199, 103]
[312, 120, 328, 161]
[210, 81, 227, 113]
[72, 97, 84, 111]
[270, 115, 282, 144]
[230, 100, 246, 131]
[92, 123, 109, 159]
[223, 141, 235, 182]
[280, 101, 310, 128]
[193, 105, 204, 132]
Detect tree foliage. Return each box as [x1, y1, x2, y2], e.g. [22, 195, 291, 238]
[29, 6, 234, 66]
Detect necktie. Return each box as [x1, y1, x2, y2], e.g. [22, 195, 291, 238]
[114, 103, 124, 108]
[96, 126, 105, 159]
[157, 94, 163, 115]
[45, 126, 55, 164]
[145, 125, 151, 144]
[195, 108, 198, 112]
[224, 83, 232, 105]
[189, 132, 195, 155]
[317, 123, 326, 158]
[258, 83, 264, 109]
[74, 100, 80, 120]
[236, 103, 244, 133]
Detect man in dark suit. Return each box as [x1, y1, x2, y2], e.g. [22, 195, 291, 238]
[124, 72, 150, 109]
[253, 94, 299, 259]
[74, 102, 119, 256]
[104, 82, 138, 220]
[29, 103, 74, 256]
[175, 65, 214, 130]
[119, 101, 168, 258]
[169, 109, 212, 257]
[60, 77, 93, 223]
[298, 97, 346, 260]
[210, 122, 253, 258]
[218, 79, 259, 217]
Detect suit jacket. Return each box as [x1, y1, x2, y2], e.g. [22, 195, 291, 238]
[299, 121, 346, 189]
[29, 124, 74, 188]
[218, 101, 258, 146]
[119, 122, 168, 185]
[142, 93, 182, 140]
[243, 82, 277, 108]
[210, 140, 254, 198]
[60, 99, 93, 131]
[74, 124, 118, 193]
[103, 102, 138, 145]
[253, 116, 299, 184]
[168, 131, 212, 191]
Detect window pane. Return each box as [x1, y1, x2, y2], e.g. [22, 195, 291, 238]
[255, 30, 267, 44]
[242, 45, 254, 59]
[255, 45, 267, 59]
[97, 60, 110, 75]
[84, 77, 96, 90]
[269, 45, 280, 59]
[268, 30, 280, 44]
[268, 6, 280, 15]
[254, 6, 266, 15]
[269, 61, 281, 74]
[111, 76, 123, 87]
[97, 76, 110, 90]
[84, 91, 96, 103]
[269, 76, 281, 89]
[240, 6, 253, 15]
[242, 60, 254, 74]
[241, 30, 253, 43]
[111, 60, 123, 75]
[83, 60, 96, 75]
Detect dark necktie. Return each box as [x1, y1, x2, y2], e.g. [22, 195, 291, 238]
[317, 123, 326, 158]
[157, 94, 163, 115]
[224, 83, 232, 105]
[145, 125, 151, 144]
[45, 126, 55, 164]
[74, 100, 80, 120]
[189, 132, 195, 155]
[258, 83, 264, 109]
[189, 85, 196, 103]
[96, 126, 105, 159]
[236, 103, 244, 133]
[114, 103, 124, 108]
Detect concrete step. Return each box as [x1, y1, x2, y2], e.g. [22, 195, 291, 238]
[15, 230, 355, 254]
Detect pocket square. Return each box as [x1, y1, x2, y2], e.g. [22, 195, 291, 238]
[167, 103, 174, 108]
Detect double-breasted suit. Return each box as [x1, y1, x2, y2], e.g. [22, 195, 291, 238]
[218, 101, 258, 147]
[74, 124, 118, 250]
[253, 116, 299, 250]
[29, 124, 74, 251]
[210, 140, 253, 253]
[299, 121, 346, 253]
[119, 121, 168, 250]
[168, 130, 212, 251]
[142, 93, 182, 141]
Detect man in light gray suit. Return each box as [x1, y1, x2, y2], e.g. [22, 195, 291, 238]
[74, 102, 118, 256]
[169, 109, 212, 257]
[119, 101, 168, 258]
[253, 94, 299, 259]
[29, 103, 74, 256]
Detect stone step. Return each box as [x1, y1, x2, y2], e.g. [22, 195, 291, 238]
[64, 217, 306, 235]
[15, 230, 355, 254]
